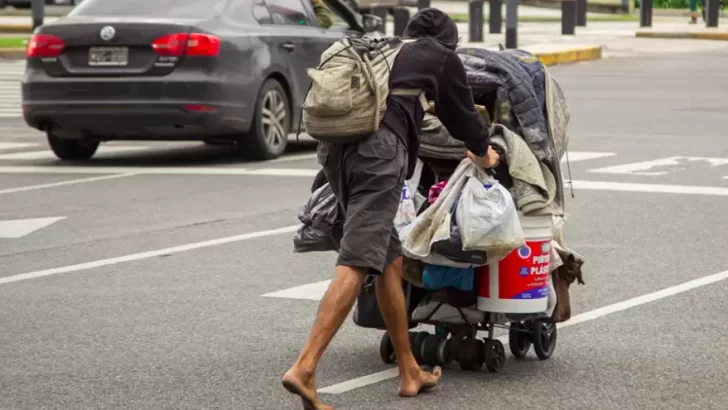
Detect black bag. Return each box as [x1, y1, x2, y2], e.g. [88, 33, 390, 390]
[293, 182, 343, 253]
[352, 275, 425, 330]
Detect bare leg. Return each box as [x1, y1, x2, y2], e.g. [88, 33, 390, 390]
[375, 257, 442, 397]
[282, 265, 366, 410]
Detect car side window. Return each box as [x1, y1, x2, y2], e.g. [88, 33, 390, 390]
[326, 4, 349, 29]
[266, 0, 314, 26]
[253, 0, 274, 24]
[229, 0, 273, 24]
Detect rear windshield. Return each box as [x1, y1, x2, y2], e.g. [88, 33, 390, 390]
[69, 0, 230, 19]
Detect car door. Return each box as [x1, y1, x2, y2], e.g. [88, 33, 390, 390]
[264, 0, 331, 115]
[302, 0, 361, 59]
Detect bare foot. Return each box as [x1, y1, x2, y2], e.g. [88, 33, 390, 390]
[398, 366, 442, 397]
[281, 367, 334, 410]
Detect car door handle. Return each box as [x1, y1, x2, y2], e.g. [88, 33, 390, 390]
[282, 42, 295, 52]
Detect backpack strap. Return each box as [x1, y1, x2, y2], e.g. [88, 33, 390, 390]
[390, 88, 429, 111]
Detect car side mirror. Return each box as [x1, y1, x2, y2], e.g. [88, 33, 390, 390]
[362, 14, 383, 33]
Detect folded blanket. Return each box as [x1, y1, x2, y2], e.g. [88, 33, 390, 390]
[489, 124, 558, 215]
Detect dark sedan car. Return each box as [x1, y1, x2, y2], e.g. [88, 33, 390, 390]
[0, 0, 72, 9]
[22, 0, 382, 161]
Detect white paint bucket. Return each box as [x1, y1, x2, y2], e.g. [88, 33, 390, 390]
[476, 214, 553, 314]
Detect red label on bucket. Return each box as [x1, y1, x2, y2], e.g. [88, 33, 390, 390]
[478, 239, 551, 300]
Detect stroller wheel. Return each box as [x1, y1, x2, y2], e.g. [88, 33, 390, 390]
[408, 331, 418, 347]
[421, 334, 446, 366]
[379, 332, 396, 364]
[484, 339, 506, 373]
[438, 338, 454, 366]
[457, 337, 484, 371]
[508, 322, 532, 358]
[412, 332, 430, 365]
[531, 320, 558, 360]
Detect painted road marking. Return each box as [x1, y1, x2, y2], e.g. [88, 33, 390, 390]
[0, 173, 135, 196]
[318, 268, 728, 394]
[1, 162, 725, 197]
[0, 224, 301, 285]
[0, 145, 148, 160]
[0, 165, 321, 177]
[0, 150, 610, 164]
[588, 156, 728, 176]
[569, 180, 728, 196]
[262, 280, 332, 300]
[0, 216, 67, 239]
[562, 151, 615, 162]
[268, 153, 317, 163]
[0, 142, 37, 152]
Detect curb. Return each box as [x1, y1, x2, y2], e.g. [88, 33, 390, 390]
[459, 43, 603, 66]
[635, 30, 728, 40]
[634, 7, 728, 17]
[530, 45, 603, 66]
[0, 48, 25, 60]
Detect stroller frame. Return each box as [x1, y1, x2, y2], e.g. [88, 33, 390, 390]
[376, 158, 558, 374]
[377, 277, 558, 374]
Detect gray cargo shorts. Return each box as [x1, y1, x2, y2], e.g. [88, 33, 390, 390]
[317, 125, 407, 275]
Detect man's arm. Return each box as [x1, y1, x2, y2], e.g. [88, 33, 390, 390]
[430, 52, 490, 157]
[311, 0, 333, 29]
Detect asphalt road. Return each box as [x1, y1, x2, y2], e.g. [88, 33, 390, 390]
[2, 47, 728, 410]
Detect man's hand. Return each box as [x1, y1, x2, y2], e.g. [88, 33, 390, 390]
[467, 145, 500, 169]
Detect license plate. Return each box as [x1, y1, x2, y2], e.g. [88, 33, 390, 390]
[88, 47, 129, 67]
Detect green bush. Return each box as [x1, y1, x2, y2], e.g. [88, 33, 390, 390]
[634, 0, 691, 7]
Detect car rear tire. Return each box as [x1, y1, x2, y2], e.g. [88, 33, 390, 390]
[242, 78, 289, 160]
[47, 132, 100, 161]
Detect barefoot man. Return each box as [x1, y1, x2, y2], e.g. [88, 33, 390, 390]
[282, 8, 500, 409]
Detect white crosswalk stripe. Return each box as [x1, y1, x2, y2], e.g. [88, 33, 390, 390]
[0, 60, 25, 118]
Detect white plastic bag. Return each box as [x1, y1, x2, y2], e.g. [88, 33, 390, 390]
[400, 158, 483, 268]
[455, 164, 525, 261]
[394, 184, 417, 232]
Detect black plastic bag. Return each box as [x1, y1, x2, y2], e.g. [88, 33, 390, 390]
[430, 185, 488, 265]
[293, 182, 343, 253]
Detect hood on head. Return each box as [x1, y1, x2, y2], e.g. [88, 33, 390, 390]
[402, 8, 459, 50]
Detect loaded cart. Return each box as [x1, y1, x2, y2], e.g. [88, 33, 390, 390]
[293, 46, 586, 374]
[376, 207, 560, 373]
[352, 46, 586, 374]
[368, 162, 561, 373]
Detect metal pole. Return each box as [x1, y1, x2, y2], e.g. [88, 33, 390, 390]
[393, 7, 410, 36]
[706, 0, 719, 27]
[371, 6, 388, 33]
[505, 0, 518, 48]
[469, 0, 484, 42]
[576, 0, 587, 26]
[31, 0, 45, 31]
[489, 0, 503, 34]
[417, 0, 431, 10]
[639, 0, 652, 27]
[561, 0, 576, 35]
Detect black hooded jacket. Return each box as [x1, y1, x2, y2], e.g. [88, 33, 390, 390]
[381, 8, 490, 178]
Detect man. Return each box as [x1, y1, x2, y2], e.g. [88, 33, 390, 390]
[282, 8, 500, 410]
[689, 0, 699, 23]
[311, 0, 333, 28]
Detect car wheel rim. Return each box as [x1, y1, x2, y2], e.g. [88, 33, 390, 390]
[261, 89, 287, 150]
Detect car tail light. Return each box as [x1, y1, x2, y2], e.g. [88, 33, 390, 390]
[152, 33, 220, 57]
[26, 34, 66, 58]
